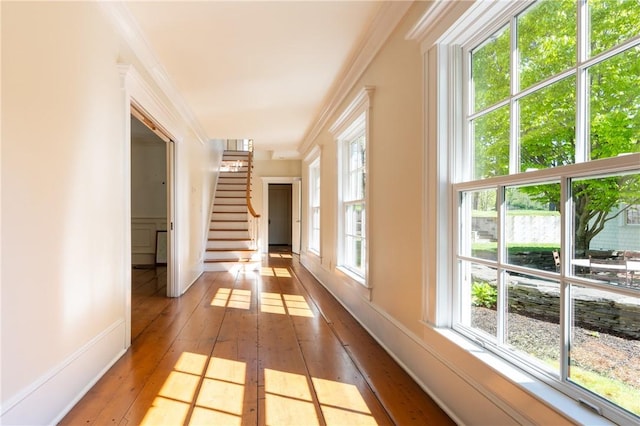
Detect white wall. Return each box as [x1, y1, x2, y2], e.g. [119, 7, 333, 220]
[0, 2, 222, 423]
[1, 3, 127, 423]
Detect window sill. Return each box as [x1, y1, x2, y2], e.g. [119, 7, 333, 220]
[431, 326, 616, 425]
[335, 266, 371, 301]
[336, 265, 367, 286]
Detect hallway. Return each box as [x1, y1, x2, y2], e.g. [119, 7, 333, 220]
[61, 253, 452, 425]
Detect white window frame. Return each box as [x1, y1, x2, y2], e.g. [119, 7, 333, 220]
[330, 87, 374, 285]
[436, 1, 640, 424]
[308, 157, 321, 255]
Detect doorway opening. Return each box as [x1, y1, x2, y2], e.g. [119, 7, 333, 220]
[268, 184, 292, 252]
[129, 106, 176, 341]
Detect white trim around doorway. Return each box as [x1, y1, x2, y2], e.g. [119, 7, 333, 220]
[261, 177, 302, 255]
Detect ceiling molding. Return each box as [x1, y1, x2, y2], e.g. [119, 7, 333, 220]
[298, 1, 412, 157]
[405, 0, 457, 42]
[101, 2, 209, 145]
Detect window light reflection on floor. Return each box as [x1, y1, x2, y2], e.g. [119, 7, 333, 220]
[140, 353, 246, 426]
[140, 352, 377, 426]
[260, 292, 315, 317]
[211, 288, 251, 310]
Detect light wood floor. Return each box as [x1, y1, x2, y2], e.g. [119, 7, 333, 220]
[60, 253, 453, 425]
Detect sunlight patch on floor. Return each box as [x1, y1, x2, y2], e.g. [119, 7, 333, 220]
[260, 292, 315, 317]
[211, 287, 251, 310]
[141, 352, 377, 426]
[312, 377, 377, 425]
[264, 368, 318, 426]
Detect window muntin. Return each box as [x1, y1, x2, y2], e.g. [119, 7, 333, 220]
[308, 158, 321, 255]
[454, 0, 640, 420]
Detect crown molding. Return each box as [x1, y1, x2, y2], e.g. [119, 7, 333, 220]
[298, 1, 412, 156]
[101, 2, 209, 144]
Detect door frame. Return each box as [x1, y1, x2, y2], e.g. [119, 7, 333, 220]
[261, 177, 301, 254]
[121, 65, 180, 348]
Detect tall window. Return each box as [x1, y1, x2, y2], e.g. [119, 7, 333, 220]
[340, 123, 366, 277]
[450, 0, 640, 422]
[331, 87, 373, 283]
[308, 158, 321, 254]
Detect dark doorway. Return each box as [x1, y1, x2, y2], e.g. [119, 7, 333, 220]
[268, 183, 292, 248]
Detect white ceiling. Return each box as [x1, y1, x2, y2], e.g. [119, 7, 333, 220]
[123, 1, 389, 157]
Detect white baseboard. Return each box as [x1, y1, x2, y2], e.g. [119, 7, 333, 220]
[1, 320, 126, 425]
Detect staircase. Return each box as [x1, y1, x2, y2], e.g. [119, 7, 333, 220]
[204, 150, 261, 271]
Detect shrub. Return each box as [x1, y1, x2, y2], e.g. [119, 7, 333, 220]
[472, 281, 497, 309]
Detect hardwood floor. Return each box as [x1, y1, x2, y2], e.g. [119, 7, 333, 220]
[60, 254, 453, 425]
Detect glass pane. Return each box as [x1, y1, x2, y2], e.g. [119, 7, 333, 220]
[589, 0, 640, 57]
[520, 76, 576, 171]
[462, 189, 498, 261]
[506, 183, 561, 272]
[466, 262, 499, 338]
[570, 285, 640, 416]
[506, 272, 560, 372]
[473, 104, 510, 179]
[472, 25, 510, 112]
[517, 0, 576, 90]
[571, 172, 640, 289]
[589, 46, 640, 160]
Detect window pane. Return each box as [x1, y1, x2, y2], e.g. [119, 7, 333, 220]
[571, 172, 640, 287]
[589, 46, 640, 160]
[517, 0, 576, 90]
[520, 76, 576, 171]
[570, 285, 640, 416]
[506, 183, 561, 272]
[472, 25, 510, 112]
[589, 0, 640, 57]
[473, 105, 510, 179]
[463, 189, 498, 261]
[461, 261, 498, 338]
[506, 272, 560, 373]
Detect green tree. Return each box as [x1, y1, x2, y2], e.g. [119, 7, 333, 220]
[472, 0, 640, 254]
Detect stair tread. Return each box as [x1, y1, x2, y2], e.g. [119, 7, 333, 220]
[204, 258, 258, 263]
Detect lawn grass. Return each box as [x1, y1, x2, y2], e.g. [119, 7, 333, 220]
[472, 242, 560, 251]
[472, 209, 560, 217]
[570, 366, 640, 416]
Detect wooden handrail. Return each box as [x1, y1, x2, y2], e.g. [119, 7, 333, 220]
[246, 151, 260, 218]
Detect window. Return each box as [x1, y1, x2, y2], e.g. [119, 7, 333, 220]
[626, 205, 640, 225]
[449, 0, 640, 422]
[330, 87, 374, 284]
[308, 158, 321, 254]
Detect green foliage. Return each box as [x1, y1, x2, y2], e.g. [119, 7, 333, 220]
[472, 281, 498, 309]
[470, 0, 640, 253]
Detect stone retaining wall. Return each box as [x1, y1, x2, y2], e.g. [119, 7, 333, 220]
[507, 284, 640, 340]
